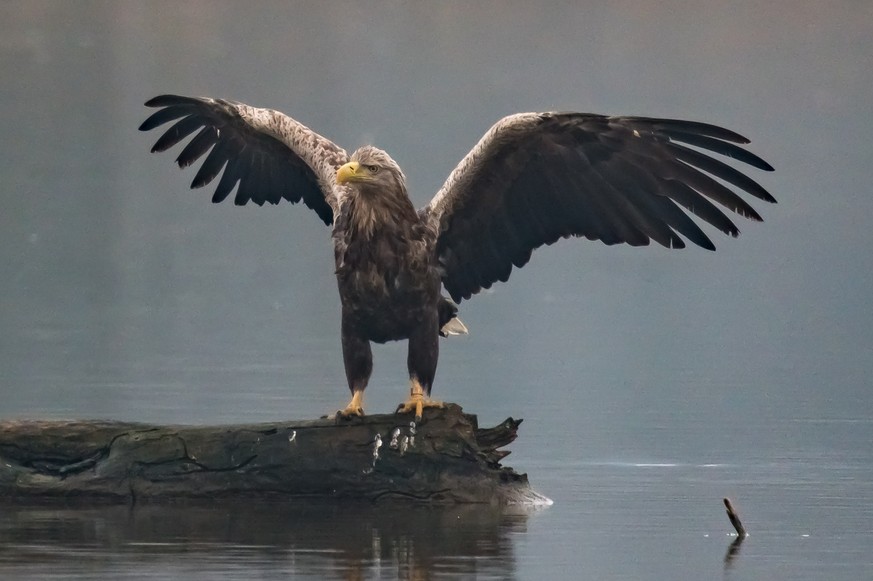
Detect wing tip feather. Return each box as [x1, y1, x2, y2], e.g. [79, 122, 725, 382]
[144, 94, 197, 108]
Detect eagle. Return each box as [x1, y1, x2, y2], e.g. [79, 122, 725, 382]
[139, 95, 774, 420]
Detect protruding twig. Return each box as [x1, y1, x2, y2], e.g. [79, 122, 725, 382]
[723, 497, 747, 538]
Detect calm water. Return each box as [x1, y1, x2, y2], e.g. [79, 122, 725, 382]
[3, 2, 873, 579]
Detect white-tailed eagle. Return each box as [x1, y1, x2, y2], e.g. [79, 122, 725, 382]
[140, 95, 775, 420]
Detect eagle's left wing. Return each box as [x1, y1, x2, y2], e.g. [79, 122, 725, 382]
[422, 113, 776, 303]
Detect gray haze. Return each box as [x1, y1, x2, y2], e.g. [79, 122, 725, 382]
[1, 2, 872, 579]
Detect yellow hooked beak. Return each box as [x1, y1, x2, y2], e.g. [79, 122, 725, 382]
[336, 161, 362, 184]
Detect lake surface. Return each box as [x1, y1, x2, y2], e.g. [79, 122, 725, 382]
[2, 2, 873, 579]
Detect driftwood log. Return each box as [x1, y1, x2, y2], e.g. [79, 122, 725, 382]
[0, 404, 548, 505]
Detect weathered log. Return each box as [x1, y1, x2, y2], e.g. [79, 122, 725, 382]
[0, 404, 549, 505]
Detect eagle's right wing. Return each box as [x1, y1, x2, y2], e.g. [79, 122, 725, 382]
[139, 94, 349, 225]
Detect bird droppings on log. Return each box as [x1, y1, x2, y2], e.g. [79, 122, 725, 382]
[0, 404, 551, 506]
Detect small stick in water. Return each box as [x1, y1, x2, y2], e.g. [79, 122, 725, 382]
[723, 497, 747, 537]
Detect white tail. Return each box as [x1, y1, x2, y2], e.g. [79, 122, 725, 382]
[440, 317, 469, 337]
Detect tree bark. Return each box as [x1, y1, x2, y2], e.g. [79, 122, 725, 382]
[0, 404, 548, 505]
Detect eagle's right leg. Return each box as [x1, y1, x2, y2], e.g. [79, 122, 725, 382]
[338, 322, 372, 418]
[396, 313, 443, 421]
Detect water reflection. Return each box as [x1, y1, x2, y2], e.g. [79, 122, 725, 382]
[0, 502, 530, 580]
[723, 535, 744, 570]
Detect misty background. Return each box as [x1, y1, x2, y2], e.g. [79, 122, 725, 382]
[1, 2, 872, 579]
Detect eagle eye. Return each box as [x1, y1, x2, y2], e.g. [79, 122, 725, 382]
[366, 164, 379, 174]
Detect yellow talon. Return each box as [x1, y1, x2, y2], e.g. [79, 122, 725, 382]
[336, 389, 365, 418]
[396, 379, 443, 420]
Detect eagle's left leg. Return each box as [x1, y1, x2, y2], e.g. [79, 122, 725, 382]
[396, 314, 444, 421]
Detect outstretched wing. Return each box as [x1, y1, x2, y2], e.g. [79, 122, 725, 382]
[139, 94, 349, 225]
[423, 113, 776, 302]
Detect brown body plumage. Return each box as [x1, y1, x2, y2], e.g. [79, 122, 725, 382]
[139, 95, 775, 419]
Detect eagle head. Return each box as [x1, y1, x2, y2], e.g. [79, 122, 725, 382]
[336, 146, 407, 196]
